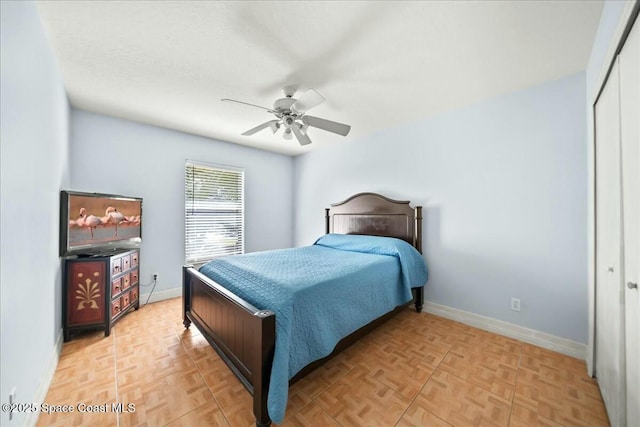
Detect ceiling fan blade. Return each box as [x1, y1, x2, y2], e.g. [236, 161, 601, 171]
[302, 115, 351, 136]
[291, 124, 312, 146]
[241, 120, 280, 136]
[221, 98, 276, 114]
[291, 89, 325, 114]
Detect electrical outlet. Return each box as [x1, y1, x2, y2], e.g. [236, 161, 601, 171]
[511, 297, 521, 312]
[153, 273, 158, 281]
[9, 387, 16, 421]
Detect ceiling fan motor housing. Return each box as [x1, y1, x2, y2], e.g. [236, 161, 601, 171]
[273, 97, 296, 112]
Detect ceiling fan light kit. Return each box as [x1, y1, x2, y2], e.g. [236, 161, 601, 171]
[222, 87, 351, 146]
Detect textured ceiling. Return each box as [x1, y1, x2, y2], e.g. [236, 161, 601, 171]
[37, 1, 603, 156]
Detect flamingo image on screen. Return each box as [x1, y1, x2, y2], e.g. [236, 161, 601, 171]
[67, 195, 142, 247]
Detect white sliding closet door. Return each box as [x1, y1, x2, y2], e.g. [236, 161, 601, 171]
[619, 17, 640, 427]
[594, 12, 640, 426]
[595, 59, 625, 427]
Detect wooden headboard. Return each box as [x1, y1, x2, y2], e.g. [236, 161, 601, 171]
[325, 192, 422, 253]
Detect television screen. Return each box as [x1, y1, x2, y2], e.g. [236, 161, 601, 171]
[60, 191, 142, 256]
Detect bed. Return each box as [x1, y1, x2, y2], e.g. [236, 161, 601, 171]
[182, 192, 427, 426]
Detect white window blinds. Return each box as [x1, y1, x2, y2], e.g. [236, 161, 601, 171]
[185, 161, 244, 263]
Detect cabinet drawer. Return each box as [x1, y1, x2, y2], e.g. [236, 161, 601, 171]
[111, 299, 121, 318]
[131, 269, 139, 285]
[122, 292, 130, 309]
[131, 252, 139, 267]
[122, 273, 131, 290]
[122, 255, 131, 271]
[112, 257, 122, 275]
[130, 287, 138, 302]
[111, 278, 122, 296]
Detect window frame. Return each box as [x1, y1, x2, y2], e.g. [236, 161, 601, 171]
[184, 160, 245, 264]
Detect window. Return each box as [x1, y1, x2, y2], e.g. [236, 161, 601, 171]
[185, 161, 244, 263]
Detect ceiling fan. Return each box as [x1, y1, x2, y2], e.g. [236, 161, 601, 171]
[221, 86, 351, 146]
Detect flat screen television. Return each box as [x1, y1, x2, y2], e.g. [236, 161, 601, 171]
[60, 190, 142, 256]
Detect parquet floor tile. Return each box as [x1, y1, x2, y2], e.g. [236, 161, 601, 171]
[395, 405, 453, 427]
[439, 342, 518, 400]
[307, 348, 356, 385]
[118, 367, 213, 426]
[315, 366, 411, 426]
[519, 344, 588, 377]
[36, 298, 610, 427]
[420, 316, 480, 343]
[410, 369, 512, 426]
[195, 351, 244, 396]
[116, 333, 195, 386]
[358, 345, 434, 400]
[208, 373, 255, 427]
[513, 365, 608, 427]
[508, 404, 564, 427]
[286, 370, 332, 414]
[36, 409, 117, 427]
[164, 401, 230, 427]
[280, 401, 340, 427]
[179, 330, 215, 362]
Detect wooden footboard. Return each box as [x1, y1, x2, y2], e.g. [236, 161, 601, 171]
[182, 265, 275, 427]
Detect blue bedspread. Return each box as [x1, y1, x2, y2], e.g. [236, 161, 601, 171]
[198, 234, 428, 423]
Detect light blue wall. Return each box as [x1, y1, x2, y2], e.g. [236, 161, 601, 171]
[294, 73, 588, 343]
[70, 110, 294, 293]
[0, 2, 70, 425]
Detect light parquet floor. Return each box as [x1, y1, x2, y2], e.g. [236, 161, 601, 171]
[36, 298, 609, 427]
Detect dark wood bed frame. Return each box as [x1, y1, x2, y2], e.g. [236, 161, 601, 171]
[182, 192, 424, 426]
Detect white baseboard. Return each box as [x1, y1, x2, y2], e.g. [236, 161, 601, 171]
[25, 330, 63, 426]
[139, 286, 181, 305]
[423, 301, 586, 360]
